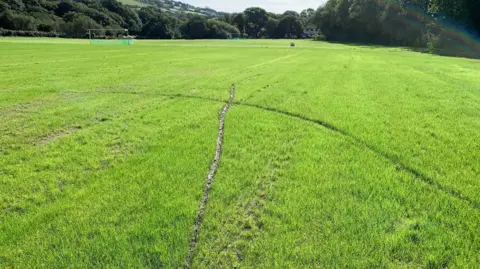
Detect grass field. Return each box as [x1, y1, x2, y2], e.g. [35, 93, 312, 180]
[118, 0, 150, 7]
[1, 38, 479, 268]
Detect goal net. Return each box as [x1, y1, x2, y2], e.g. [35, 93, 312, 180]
[87, 28, 134, 45]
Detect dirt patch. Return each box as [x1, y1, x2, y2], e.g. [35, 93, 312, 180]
[1, 101, 45, 118]
[185, 84, 236, 268]
[37, 126, 82, 146]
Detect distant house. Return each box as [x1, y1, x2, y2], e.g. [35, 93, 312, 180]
[303, 25, 320, 38]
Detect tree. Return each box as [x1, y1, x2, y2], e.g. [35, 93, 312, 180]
[276, 15, 304, 38]
[207, 19, 240, 39]
[3, 0, 25, 12]
[138, 6, 160, 23]
[141, 14, 179, 39]
[265, 17, 279, 37]
[60, 14, 101, 38]
[0, 0, 477, 50]
[232, 12, 246, 33]
[244, 7, 268, 37]
[348, 0, 383, 41]
[283, 11, 299, 18]
[313, 0, 338, 39]
[300, 8, 316, 26]
[55, 0, 74, 17]
[219, 13, 231, 24]
[0, 11, 36, 31]
[181, 16, 209, 39]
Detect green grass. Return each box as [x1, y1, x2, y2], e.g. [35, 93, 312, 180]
[117, 0, 150, 7]
[0, 38, 479, 268]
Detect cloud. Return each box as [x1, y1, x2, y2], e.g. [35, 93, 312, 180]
[185, 0, 327, 13]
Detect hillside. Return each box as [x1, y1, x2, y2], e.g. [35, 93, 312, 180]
[118, 0, 226, 18]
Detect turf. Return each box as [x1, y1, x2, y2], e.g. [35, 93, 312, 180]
[0, 38, 479, 268]
[117, 0, 150, 7]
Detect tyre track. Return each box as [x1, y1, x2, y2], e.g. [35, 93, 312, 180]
[232, 101, 479, 211]
[185, 85, 236, 268]
[63, 90, 225, 103]
[66, 90, 478, 210]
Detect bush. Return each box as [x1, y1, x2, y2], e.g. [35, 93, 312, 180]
[0, 11, 37, 31]
[422, 30, 480, 58]
[37, 23, 53, 32]
[59, 14, 101, 38]
[207, 19, 240, 39]
[312, 33, 326, 41]
[0, 28, 63, 37]
[425, 32, 440, 53]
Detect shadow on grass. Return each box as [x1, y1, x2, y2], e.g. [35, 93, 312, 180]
[410, 47, 480, 59]
[318, 40, 480, 60]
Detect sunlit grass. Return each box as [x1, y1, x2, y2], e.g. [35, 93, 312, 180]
[1, 38, 479, 268]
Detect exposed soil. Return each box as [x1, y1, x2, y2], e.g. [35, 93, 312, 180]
[37, 126, 82, 145]
[185, 84, 236, 268]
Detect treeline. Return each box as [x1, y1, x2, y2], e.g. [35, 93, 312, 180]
[0, 0, 478, 57]
[0, 0, 142, 37]
[0, 0, 315, 39]
[313, 0, 480, 56]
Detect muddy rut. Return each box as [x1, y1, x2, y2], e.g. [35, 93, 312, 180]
[185, 84, 236, 268]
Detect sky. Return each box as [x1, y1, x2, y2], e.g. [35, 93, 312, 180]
[185, 0, 327, 14]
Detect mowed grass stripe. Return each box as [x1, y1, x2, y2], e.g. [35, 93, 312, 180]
[233, 100, 479, 210]
[1, 98, 222, 267]
[1, 40, 295, 267]
[232, 47, 480, 206]
[0, 43, 295, 106]
[1, 95, 170, 215]
[194, 105, 480, 268]
[1, 39, 479, 268]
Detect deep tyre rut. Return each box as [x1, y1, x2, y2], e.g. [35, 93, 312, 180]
[185, 84, 236, 268]
[233, 101, 479, 211]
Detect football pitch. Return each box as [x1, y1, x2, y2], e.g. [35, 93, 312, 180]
[1, 38, 479, 268]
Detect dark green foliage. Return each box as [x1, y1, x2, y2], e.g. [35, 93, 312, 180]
[0, 0, 477, 58]
[60, 14, 101, 38]
[0, 28, 62, 37]
[54, 0, 74, 17]
[312, 33, 326, 41]
[0, 0, 142, 36]
[139, 7, 179, 39]
[3, 0, 26, 11]
[181, 16, 209, 39]
[244, 7, 268, 38]
[231, 13, 245, 33]
[283, 10, 299, 18]
[276, 15, 304, 38]
[265, 17, 279, 38]
[206, 19, 240, 39]
[313, 0, 479, 51]
[0, 11, 36, 31]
